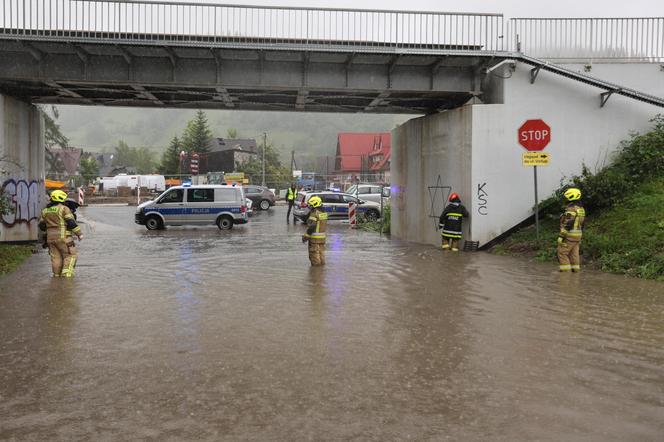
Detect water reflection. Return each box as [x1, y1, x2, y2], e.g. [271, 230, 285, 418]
[0, 205, 662, 440]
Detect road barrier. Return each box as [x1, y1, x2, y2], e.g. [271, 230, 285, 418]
[77, 187, 85, 206]
[349, 202, 357, 227]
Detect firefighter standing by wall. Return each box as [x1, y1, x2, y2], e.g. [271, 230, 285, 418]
[39, 190, 83, 277]
[302, 196, 328, 266]
[557, 188, 586, 272]
[286, 183, 298, 223]
[439, 192, 470, 252]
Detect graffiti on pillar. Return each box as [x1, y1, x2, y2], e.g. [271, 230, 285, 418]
[477, 182, 488, 215]
[1, 179, 45, 227]
[428, 175, 451, 228]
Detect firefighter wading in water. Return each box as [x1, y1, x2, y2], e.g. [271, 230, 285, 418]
[557, 187, 586, 272]
[302, 195, 328, 266]
[439, 192, 469, 251]
[39, 190, 83, 277]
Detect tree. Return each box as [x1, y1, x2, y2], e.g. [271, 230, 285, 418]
[79, 157, 99, 185]
[40, 106, 70, 150]
[236, 137, 291, 188]
[113, 140, 133, 166]
[160, 136, 183, 175]
[181, 110, 212, 153]
[226, 127, 238, 138]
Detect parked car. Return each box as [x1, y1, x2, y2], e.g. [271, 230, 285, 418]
[345, 184, 390, 204]
[293, 191, 382, 223]
[243, 185, 276, 210]
[135, 185, 248, 230]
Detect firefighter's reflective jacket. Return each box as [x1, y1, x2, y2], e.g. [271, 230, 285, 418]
[304, 209, 328, 244]
[39, 202, 81, 241]
[559, 203, 586, 242]
[439, 202, 469, 239]
[287, 188, 298, 201]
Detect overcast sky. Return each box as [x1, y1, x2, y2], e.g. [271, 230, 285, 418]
[183, 0, 663, 19]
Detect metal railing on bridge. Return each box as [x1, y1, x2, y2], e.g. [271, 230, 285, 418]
[509, 17, 664, 62]
[0, 0, 506, 52]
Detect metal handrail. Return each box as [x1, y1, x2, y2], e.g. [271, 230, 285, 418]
[0, 0, 506, 51]
[510, 17, 664, 61]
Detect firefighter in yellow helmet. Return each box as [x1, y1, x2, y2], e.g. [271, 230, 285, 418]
[38, 190, 83, 277]
[302, 195, 328, 266]
[557, 187, 586, 272]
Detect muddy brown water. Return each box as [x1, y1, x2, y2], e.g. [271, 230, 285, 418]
[1, 206, 663, 441]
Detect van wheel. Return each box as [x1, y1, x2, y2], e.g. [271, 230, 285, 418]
[365, 209, 380, 222]
[259, 199, 270, 210]
[217, 216, 234, 230]
[145, 215, 163, 230]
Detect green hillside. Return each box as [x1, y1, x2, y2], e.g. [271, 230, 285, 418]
[57, 106, 409, 167]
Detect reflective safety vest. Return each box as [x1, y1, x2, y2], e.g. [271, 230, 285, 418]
[305, 209, 328, 244]
[39, 203, 81, 241]
[287, 188, 298, 201]
[560, 203, 586, 242]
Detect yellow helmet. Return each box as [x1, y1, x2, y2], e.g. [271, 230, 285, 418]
[308, 195, 323, 208]
[563, 187, 582, 201]
[50, 189, 68, 203]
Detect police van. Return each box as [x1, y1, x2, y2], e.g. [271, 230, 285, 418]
[135, 184, 248, 230]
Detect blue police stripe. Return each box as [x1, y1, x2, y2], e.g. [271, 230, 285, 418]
[147, 207, 241, 215]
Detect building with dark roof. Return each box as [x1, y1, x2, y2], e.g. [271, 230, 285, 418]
[202, 138, 258, 173]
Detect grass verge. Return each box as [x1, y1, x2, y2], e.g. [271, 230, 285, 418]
[0, 243, 35, 276]
[490, 177, 664, 280]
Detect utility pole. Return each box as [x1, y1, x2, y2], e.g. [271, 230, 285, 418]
[290, 150, 295, 177]
[262, 132, 267, 187]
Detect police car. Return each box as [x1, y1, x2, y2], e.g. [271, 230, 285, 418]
[135, 184, 248, 230]
[293, 191, 382, 223]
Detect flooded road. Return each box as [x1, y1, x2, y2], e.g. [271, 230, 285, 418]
[1, 205, 663, 441]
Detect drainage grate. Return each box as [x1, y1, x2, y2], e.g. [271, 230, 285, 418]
[463, 241, 479, 252]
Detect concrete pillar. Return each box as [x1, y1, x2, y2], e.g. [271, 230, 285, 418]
[0, 94, 45, 242]
[391, 107, 473, 246]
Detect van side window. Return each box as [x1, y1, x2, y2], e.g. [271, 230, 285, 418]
[215, 188, 237, 202]
[159, 189, 183, 203]
[188, 188, 215, 203]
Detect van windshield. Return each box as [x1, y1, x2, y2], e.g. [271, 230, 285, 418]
[346, 185, 357, 195]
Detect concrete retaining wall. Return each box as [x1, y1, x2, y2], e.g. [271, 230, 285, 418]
[0, 94, 45, 242]
[392, 62, 664, 247]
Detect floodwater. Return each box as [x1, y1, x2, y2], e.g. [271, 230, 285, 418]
[1, 205, 663, 441]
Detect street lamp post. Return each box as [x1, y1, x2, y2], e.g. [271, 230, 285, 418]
[262, 132, 266, 187]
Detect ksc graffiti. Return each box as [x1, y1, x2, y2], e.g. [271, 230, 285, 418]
[1, 179, 45, 227]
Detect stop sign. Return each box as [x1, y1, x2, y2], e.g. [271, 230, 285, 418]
[518, 119, 551, 151]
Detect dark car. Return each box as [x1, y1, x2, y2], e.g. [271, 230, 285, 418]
[243, 185, 276, 210]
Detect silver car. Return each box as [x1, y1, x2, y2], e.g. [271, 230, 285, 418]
[346, 184, 390, 204]
[293, 191, 382, 223]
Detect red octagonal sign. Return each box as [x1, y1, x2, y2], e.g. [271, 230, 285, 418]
[518, 119, 551, 151]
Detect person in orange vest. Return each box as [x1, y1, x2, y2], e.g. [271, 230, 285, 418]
[439, 192, 469, 252]
[557, 187, 586, 272]
[38, 190, 82, 277]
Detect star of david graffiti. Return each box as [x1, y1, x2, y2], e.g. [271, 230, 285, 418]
[428, 175, 451, 229]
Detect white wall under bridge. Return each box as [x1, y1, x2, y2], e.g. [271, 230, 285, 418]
[392, 62, 664, 248]
[0, 94, 45, 242]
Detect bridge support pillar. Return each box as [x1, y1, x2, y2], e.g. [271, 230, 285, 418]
[391, 107, 473, 247]
[0, 94, 45, 242]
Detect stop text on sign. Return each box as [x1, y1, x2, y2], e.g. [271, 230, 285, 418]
[518, 119, 551, 151]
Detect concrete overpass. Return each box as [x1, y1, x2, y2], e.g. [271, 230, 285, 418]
[1, 1, 664, 244]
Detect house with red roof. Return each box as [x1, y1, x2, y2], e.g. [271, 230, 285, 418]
[334, 132, 391, 184]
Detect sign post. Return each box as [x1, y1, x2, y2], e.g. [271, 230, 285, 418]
[518, 119, 551, 241]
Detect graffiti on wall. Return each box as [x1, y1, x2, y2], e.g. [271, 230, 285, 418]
[477, 182, 488, 215]
[1, 179, 45, 227]
[428, 175, 451, 228]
